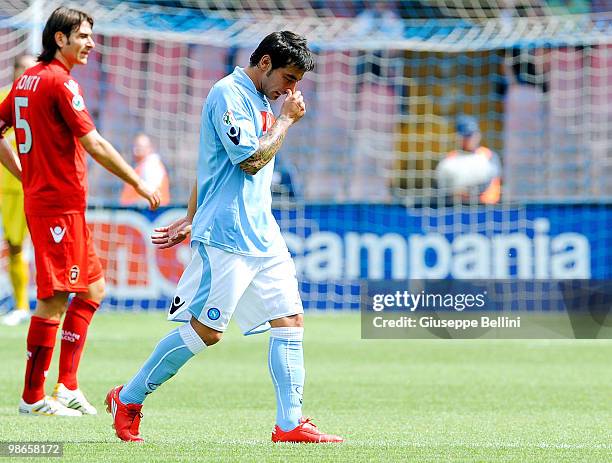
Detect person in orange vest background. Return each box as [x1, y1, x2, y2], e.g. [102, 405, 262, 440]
[435, 115, 501, 205]
[120, 133, 170, 206]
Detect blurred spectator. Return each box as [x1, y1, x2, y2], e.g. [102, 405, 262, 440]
[120, 133, 170, 206]
[350, 1, 404, 37]
[436, 115, 501, 205]
[350, 1, 405, 105]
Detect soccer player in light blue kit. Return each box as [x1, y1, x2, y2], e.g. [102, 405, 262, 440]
[106, 31, 343, 444]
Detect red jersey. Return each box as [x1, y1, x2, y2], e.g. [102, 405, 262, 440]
[0, 59, 95, 215]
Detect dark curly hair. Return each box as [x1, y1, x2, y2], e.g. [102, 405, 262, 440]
[250, 31, 314, 72]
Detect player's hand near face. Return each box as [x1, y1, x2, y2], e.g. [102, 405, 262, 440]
[280, 89, 306, 123]
[135, 181, 161, 210]
[151, 216, 191, 249]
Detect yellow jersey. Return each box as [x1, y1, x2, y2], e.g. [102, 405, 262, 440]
[0, 84, 21, 194]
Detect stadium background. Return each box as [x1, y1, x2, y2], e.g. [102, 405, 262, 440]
[0, 0, 610, 312]
[0, 4, 610, 461]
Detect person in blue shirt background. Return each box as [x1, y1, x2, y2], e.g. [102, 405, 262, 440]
[106, 31, 343, 444]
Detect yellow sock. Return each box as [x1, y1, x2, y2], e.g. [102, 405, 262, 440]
[8, 251, 29, 311]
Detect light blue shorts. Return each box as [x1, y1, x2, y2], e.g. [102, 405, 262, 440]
[167, 242, 303, 335]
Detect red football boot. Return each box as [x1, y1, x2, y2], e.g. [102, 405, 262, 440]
[105, 385, 144, 442]
[272, 417, 343, 443]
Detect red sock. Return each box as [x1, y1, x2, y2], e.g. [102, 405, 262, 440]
[58, 298, 99, 390]
[22, 316, 60, 404]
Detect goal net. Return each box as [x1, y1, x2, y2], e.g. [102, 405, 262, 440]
[0, 0, 610, 311]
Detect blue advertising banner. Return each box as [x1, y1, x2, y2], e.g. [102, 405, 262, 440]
[2, 203, 608, 311]
[281, 203, 610, 282]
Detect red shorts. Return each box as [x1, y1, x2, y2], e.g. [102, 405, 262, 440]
[26, 213, 104, 300]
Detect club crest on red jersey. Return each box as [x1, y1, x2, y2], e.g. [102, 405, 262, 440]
[69, 265, 80, 284]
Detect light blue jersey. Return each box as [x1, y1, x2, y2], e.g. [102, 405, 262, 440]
[191, 67, 286, 256]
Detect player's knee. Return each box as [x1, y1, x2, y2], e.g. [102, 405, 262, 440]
[87, 278, 106, 304]
[35, 293, 70, 320]
[189, 318, 223, 346]
[202, 331, 223, 346]
[289, 313, 304, 327]
[35, 307, 65, 321]
[93, 285, 106, 304]
[270, 313, 304, 328]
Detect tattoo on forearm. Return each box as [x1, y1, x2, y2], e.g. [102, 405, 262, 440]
[239, 116, 291, 175]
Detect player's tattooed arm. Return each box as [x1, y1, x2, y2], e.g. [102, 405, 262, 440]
[239, 89, 306, 176]
[239, 115, 293, 176]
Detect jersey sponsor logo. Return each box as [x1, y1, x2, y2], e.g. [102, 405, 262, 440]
[261, 111, 274, 133]
[226, 126, 241, 145]
[50, 226, 66, 243]
[207, 307, 221, 320]
[222, 109, 236, 126]
[69, 265, 80, 284]
[64, 80, 85, 111]
[169, 295, 185, 314]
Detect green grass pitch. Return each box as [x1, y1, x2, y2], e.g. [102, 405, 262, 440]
[0, 312, 610, 462]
